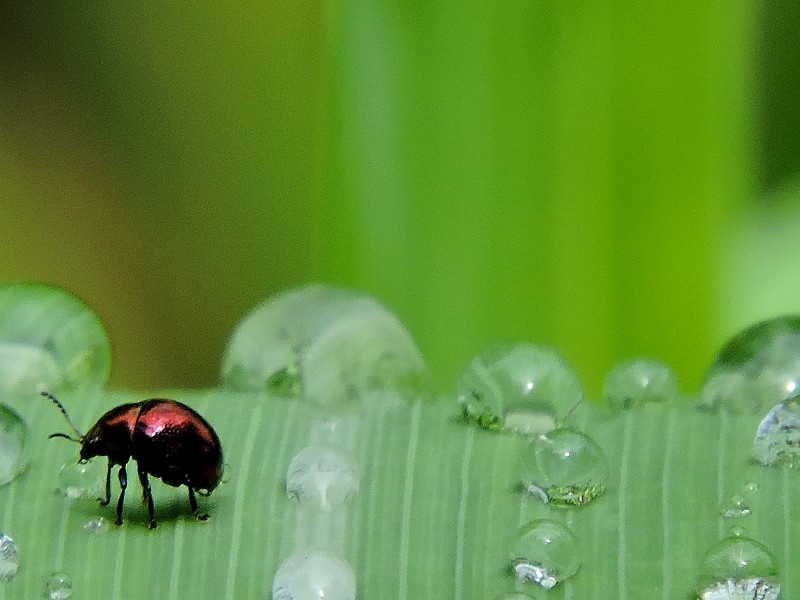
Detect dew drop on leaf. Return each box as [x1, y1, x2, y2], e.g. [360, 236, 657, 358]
[46, 571, 73, 600]
[603, 358, 678, 409]
[458, 343, 583, 435]
[523, 428, 608, 507]
[752, 396, 800, 468]
[272, 551, 356, 600]
[221, 285, 429, 408]
[286, 446, 360, 510]
[0, 405, 26, 486]
[697, 534, 780, 600]
[0, 283, 111, 393]
[57, 460, 105, 500]
[510, 519, 579, 589]
[82, 517, 109, 535]
[0, 534, 18, 582]
[700, 315, 800, 414]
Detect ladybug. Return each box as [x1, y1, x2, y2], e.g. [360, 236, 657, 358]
[43, 391, 223, 529]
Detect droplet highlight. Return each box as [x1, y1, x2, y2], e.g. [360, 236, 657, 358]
[523, 428, 608, 506]
[0, 283, 111, 392]
[510, 519, 579, 589]
[697, 534, 779, 600]
[221, 285, 429, 407]
[0, 405, 26, 486]
[458, 344, 583, 435]
[286, 446, 360, 509]
[46, 571, 73, 600]
[701, 315, 800, 414]
[0, 534, 18, 582]
[752, 396, 800, 468]
[603, 358, 678, 409]
[272, 551, 356, 600]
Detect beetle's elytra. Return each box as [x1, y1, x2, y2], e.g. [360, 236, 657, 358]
[44, 392, 223, 529]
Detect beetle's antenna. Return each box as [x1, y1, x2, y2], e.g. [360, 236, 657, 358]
[41, 391, 84, 441]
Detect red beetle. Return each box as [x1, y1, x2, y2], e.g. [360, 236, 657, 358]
[44, 391, 223, 529]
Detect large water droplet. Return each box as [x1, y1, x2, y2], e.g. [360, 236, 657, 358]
[701, 315, 800, 414]
[57, 460, 106, 500]
[286, 446, 360, 509]
[272, 552, 356, 600]
[697, 534, 779, 600]
[510, 519, 579, 589]
[0, 405, 26, 486]
[752, 396, 800, 468]
[46, 571, 73, 600]
[221, 285, 429, 407]
[603, 358, 678, 409]
[0, 283, 111, 392]
[0, 534, 18, 582]
[523, 428, 608, 506]
[458, 344, 583, 435]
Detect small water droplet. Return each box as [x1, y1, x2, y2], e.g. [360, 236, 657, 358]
[0, 534, 18, 582]
[752, 397, 800, 468]
[523, 428, 608, 506]
[697, 534, 780, 600]
[510, 519, 579, 589]
[494, 593, 540, 600]
[272, 551, 356, 600]
[0, 404, 26, 486]
[728, 526, 747, 538]
[286, 446, 360, 509]
[0, 283, 111, 391]
[46, 571, 73, 600]
[701, 315, 800, 414]
[57, 460, 105, 500]
[743, 482, 759, 493]
[604, 358, 678, 409]
[221, 285, 429, 407]
[719, 494, 751, 519]
[82, 517, 109, 535]
[458, 344, 583, 435]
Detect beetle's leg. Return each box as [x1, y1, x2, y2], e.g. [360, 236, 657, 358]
[188, 486, 209, 521]
[115, 464, 127, 526]
[98, 460, 112, 506]
[137, 465, 157, 529]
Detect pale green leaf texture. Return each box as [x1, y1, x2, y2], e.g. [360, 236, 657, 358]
[1, 390, 795, 599]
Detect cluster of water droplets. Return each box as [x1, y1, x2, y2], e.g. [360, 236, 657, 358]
[223, 285, 429, 600]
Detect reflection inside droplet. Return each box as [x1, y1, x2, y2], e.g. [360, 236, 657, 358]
[0, 534, 18, 582]
[752, 397, 800, 468]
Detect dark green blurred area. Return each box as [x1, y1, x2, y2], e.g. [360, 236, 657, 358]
[1, 2, 799, 396]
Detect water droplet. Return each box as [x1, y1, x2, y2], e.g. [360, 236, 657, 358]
[458, 344, 583, 435]
[286, 446, 360, 509]
[57, 460, 105, 500]
[0, 404, 26, 486]
[221, 285, 429, 407]
[523, 428, 608, 506]
[510, 519, 579, 589]
[82, 517, 110, 535]
[728, 526, 748, 538]
[46, 572, 73, 599]
[0, 283, 111, 392]
[603, 358, 678, 409]
[0, 534, 18, 582]
[494, 593, 540, 600]
[272, 551, 356, 600]
[752, 396, 800, 468]
[719, 495, 751, 519]
[701, 315, 800, 414]
[697, 534, 779, 600]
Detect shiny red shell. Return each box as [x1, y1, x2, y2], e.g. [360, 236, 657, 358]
[81, 399, 223, 492]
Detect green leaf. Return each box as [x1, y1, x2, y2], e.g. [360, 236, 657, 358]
[1, 390, 796, 599]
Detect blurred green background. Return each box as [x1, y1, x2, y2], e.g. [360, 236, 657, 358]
[1, 2, 799, 396]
